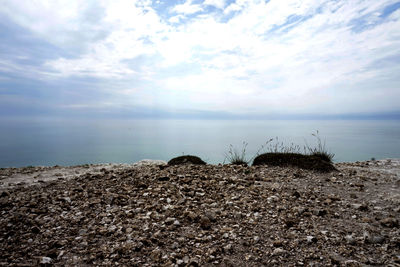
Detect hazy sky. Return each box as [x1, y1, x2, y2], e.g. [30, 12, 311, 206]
[1, 0, 400, 119]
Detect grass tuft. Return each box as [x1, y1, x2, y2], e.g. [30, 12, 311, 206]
[252, 152, 337, 172]
[224, 142, 249, 165]
[224, 131, 336, 172]
[304, 131, 334, 163]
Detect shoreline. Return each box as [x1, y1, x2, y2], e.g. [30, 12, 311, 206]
[1, 158, 399, 191]
[0, 160, 168, 190]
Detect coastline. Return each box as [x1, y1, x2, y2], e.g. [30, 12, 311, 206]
[1, 159, 399, 265]
[1, 158, 399, 191]
[0, 160, 168, 190]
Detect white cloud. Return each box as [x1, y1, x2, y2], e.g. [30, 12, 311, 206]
[169, 14, 184, 23]
[1, 0, 400, 114]
[223, 3, 244, 14]
[0, 1, 103, 50]
[45, 57, 136, 79]
[171, 0, 203, 15]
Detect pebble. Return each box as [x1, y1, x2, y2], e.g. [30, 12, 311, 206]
[165, 217, 175, 225]
[273, 248, 285, 256]
[40, 257, 52, 264]
[306, 236, 317, 243]
[223, 244, 232, 253]
[199, 216, 211, 230]
[345, 235, 356, 245]
[380, 217, 399, 228]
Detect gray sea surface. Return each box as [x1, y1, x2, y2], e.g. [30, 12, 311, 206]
[0, 118, 399, 167]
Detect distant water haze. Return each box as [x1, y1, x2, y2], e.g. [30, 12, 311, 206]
[0, 118, 399, 168]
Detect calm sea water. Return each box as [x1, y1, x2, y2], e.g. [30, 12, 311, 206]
[0, 118, 399, 167]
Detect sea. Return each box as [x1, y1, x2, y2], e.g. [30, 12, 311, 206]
[0, 118, 399, 168]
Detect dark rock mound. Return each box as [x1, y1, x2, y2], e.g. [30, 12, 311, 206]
[252, 153, 337, 172]
[168, 155, 206, 165]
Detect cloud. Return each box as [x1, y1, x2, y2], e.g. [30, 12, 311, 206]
[168, 14, 185, 23]
[1, 0, 400, 117]
[0, 0, 109, 54]
[171, 0, 203, 15]
[203, 0, 226, 9]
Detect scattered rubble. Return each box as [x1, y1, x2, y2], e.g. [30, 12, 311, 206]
[0, 159, 399, 266]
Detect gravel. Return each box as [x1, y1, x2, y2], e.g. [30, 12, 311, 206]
[0, 159, 399, 266]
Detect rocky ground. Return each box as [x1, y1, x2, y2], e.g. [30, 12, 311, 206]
[0, 159, 399, 266]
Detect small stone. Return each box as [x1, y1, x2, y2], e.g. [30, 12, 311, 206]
[189, 258, 199, 267]
[57, 250, 64, 260]
[352, 203, 368, 211]
[186, 211, 198, 222]
[183, 255, 190, 264]
[32, 226, 40, 234]
[345, 235, 356, 245]
[315, 209, 327, 216]
[223, 244, 232, 253]
[40, 257, 52, 264]
[391, 237, 400, 248]
[284, 218, 298, 228]
[369, 235, 386, 244]
[108, 225, 117, 232]
[200, 216, 211, 230]
[234, 212, 242, 219]
[364, 231, 385, 244]
[267, 195, 280, 203]
[272, 248, 285, 256]
[78, 229, 87, 235]
[158, 176, 170, 181]
[273, 240, 283, 247]
[394, 255, 400, 263]
[171, 242, 179, 249]
[380, 217, 399, 228]
[205, 211, 217, 222]
[150, 249, 161, 261]
[344, 259, 361, 266]
[306, 236, 317, 243]
[165, 217, 175, 225]
[330, 253, 344, 264]
[0, 191, 10, 198]
[292, 191, 300, 198]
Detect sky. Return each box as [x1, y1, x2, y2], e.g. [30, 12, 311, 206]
[0, 0, 400, 119]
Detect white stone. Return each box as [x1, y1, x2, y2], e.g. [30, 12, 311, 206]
[40, 257, 52, 264]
